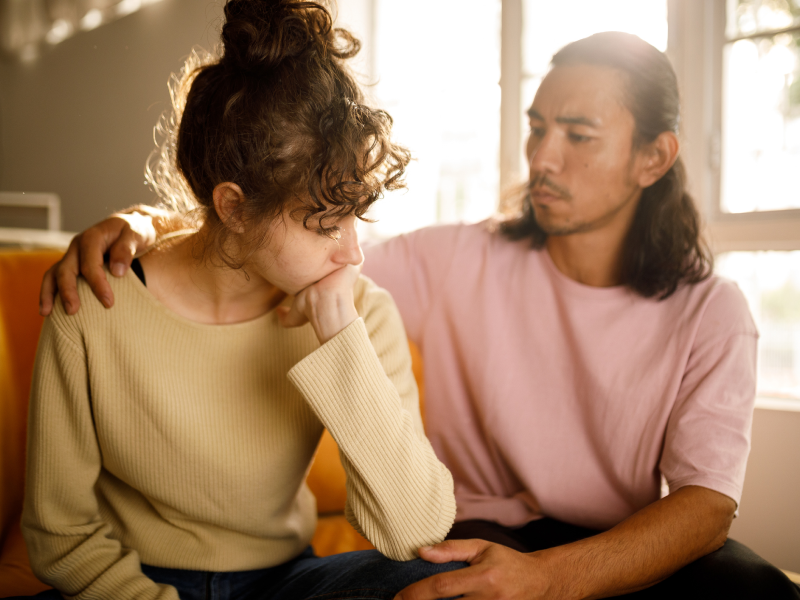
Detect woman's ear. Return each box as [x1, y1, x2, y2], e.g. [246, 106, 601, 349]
[212, 182, 246, 232]
[637, 131, 680, 188]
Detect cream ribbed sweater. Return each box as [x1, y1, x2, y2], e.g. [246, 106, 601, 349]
[22, 270, 456, 600]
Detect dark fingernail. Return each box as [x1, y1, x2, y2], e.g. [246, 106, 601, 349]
[102, 296, 112, 308]
[64, 302, 73, 313]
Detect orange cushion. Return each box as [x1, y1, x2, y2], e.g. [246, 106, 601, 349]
[0, 249, 62, 597]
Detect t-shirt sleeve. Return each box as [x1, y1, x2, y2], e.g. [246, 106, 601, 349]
[22, 301, 179, 600]
[659, 281, 758, 506]
[362, 225, 461, 343]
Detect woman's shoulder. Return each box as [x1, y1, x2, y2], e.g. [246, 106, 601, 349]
[50, 267, 147, 330]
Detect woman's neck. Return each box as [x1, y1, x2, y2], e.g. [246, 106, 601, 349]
[137, 230, 286, 325]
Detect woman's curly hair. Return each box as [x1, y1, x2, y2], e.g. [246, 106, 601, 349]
[146, 0, 410, 268]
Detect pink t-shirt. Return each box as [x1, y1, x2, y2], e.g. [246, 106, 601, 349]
[363, 221, 758, 531]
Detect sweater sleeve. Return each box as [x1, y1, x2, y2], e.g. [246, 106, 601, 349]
[287, 282, 456, 561]
[21, 302, 179, 600]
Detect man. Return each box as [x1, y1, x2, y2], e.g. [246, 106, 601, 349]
[40, 33, 799, 599]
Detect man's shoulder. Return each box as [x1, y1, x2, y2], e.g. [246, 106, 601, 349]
[672, 273, 758, 339]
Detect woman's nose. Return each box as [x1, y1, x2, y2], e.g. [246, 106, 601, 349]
[333, 224, 364, 267]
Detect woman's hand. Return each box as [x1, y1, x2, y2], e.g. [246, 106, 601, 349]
[277, 264, 361, 344]
[39, 207, 175, 316]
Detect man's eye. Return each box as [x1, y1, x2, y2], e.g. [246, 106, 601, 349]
[569, 133, 591, 143]
[530, 127, 545, 138]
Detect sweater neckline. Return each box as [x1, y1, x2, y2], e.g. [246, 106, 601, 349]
[121, 268, 293, 331]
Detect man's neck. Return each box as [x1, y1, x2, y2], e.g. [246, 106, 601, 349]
[545, 216, 636, 288]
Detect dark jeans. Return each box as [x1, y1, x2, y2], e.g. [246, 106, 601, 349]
[13, 547, 468, 600]
[448, 518, 800, 599]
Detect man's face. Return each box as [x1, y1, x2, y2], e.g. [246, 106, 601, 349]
[526, 64, 645, 237]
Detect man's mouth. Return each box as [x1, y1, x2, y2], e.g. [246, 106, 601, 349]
[528, 175, 571, 202]
[530, 188, 565, 204]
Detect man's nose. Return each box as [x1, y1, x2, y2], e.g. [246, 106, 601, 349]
[528, 131, 564, 175]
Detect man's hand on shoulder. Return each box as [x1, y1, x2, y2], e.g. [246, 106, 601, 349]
[39, 206, 172, 316]
[395, 539, 561, 600]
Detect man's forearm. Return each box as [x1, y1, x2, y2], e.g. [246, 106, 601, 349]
[538, 485, 735, 599]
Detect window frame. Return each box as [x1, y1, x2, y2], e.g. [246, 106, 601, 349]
[668, 0, 800, 255]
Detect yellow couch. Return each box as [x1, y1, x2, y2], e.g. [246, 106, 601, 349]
[0, 248, 426, 597]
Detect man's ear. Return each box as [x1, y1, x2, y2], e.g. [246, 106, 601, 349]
[212, 182, 246, 232]
[637, 131, 680, 188]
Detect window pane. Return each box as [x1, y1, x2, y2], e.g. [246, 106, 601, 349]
[726, 0, 800, 39]
[721, 32, 800, 213]
[361, 0, 501, 241]
[716, 251, 800, 402]
[520, 0, 668, 176]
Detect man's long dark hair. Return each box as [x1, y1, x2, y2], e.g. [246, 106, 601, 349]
[501, 32, 712, 299]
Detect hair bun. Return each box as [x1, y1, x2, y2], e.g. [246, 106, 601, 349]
[221, 0, 336, 74]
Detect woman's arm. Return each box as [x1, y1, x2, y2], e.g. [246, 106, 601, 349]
[287, 279, 456, 561]
[23, 304, 179, 600]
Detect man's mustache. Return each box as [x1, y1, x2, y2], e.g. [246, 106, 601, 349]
[527, 173, 572, 200]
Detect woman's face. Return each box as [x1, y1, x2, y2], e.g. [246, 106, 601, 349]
[250, 211, 364, 296]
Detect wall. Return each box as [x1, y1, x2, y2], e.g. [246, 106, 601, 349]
[729, 406, 800, 573]
[0, 0, 224, 232]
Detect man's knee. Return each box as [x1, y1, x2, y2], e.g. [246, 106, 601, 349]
[667, 538, 800, 599]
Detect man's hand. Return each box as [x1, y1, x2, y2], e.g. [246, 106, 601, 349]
[39, 207, 173, 316]
[394, 539, 556, 600]
[395, 486, 735, 600]
[277, 264, 361, 344]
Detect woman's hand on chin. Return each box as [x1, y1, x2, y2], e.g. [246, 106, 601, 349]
[277, 264, 361, 344]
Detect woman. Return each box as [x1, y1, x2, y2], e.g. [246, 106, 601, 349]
[16, 1, 463, 598]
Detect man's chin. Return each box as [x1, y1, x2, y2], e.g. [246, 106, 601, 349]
[536, 217, 589, 238]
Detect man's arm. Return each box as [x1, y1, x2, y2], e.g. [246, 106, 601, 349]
[396, 485, 735, 600]
[39, 206, 179, 316]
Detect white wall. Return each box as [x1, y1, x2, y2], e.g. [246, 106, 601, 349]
[0, 0, 224, 232]
[729, 407, 800, 573]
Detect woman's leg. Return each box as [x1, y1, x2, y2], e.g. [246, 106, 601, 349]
[239, 548, 468, 600]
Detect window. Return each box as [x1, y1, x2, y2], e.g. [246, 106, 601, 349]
[721, 0, 800, 213]
[717, 252, 800, 404]
[341, 0, 502, 241]
[671, 0, 800, 407]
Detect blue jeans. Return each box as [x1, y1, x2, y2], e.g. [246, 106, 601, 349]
[15, 547, 468, 600]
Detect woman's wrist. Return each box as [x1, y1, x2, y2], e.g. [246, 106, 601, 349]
[310, 292, 359, 344]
